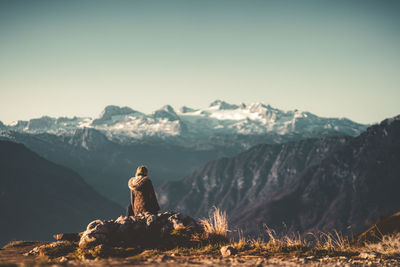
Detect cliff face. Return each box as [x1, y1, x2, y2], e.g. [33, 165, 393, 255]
[0, 141, 123, 246]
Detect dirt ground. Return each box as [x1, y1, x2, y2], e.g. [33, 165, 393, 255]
[1, 241, 399, 266]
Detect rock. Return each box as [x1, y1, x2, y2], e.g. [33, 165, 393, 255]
[220, 246, 237, 257]
[59, 256, 68, 263]
[145, 213, 157, 227]
[53, 233, 81, 242]
[156, 255, 169, 263]
[169, 213, 185, 229]
[24, 246, 41, 256]
[79, 220, 115, 247]
[87, 220, 103, 231]
[255, 259, 264, 267]
[78, 211, 201, 248]
[26, 241, 76, 257]
[359, 252, 377, 259]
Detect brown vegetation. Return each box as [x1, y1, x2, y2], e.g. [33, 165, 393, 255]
[357, 211, 400, 243]
[1, 209, 400, 266]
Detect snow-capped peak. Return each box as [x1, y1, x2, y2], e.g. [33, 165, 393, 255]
[157, 105, 176, 114]
[179, 106, 198, 114]
[209, 100, 239, 110]
[1, 101, 368, 144]
[97, 105, 139, 119]
[92, 105, 143, 126]
[153, 105, 179, 121]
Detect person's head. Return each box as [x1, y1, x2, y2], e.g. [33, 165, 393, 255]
[136, 165, 148, 177]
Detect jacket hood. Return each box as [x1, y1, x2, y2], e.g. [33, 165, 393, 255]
[128, 175, 148, 190]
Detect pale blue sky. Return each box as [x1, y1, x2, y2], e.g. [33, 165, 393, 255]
[0, 0, 399, 124]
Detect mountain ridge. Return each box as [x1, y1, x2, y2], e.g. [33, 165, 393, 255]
[2, 101, 368, 146]
[0, 140, 123, 246]
[0, 101, 372, 209]
[158, 114, 400, 235]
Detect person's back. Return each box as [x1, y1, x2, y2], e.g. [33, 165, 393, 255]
[127, 166, 160, 216]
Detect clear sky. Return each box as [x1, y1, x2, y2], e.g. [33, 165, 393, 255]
[0, 0, 399, 124]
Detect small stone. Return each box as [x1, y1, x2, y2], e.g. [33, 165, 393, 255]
[359, 252, 376, 259]
[220, 246, 237, 257]
[86, 220, 103, 231]
[59, 256, 68, 263]
[156, 255, 169, 262]
[25, 246, 41, 256]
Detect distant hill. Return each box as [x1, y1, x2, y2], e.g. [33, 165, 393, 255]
[0, 141, 123, 246]
[158, 115, 400, 235]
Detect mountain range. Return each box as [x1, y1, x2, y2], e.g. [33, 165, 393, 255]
[0, 140, 122, 246]
[0, 128, 231, 206]
[0, 101, 368, 207]
[158, 115, 400, 235]
[1, 100, 398, 243]
[0, 100, 367, 206]
[1, 100, 367, 149]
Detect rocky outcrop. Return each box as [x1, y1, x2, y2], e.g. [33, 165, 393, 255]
[79, 212, 201, 248]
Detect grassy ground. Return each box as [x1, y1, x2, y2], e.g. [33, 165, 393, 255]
[1, 209, 400, 266]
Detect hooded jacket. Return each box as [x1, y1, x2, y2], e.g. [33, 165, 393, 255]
[128, 175, 160, 216]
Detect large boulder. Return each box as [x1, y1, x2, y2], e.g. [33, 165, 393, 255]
[79, 212, 200, 248]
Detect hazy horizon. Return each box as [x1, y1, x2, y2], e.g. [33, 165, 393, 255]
[1, 0, 399, 125]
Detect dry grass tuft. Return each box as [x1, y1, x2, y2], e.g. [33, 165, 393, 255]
[166, 226, 196, 247]
[229, 226, 362, 257]
[38, 241, 77, 258]
[200, 207, 228, 237]
[266, 227, 305, 249]
[312, 230, 351, 250]
[2, 241, 38, 249]
[364, 233, 400, 255]
[199, 207, 229, 244]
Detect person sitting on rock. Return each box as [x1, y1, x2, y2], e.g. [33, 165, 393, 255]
[126, 166, 160, 216]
